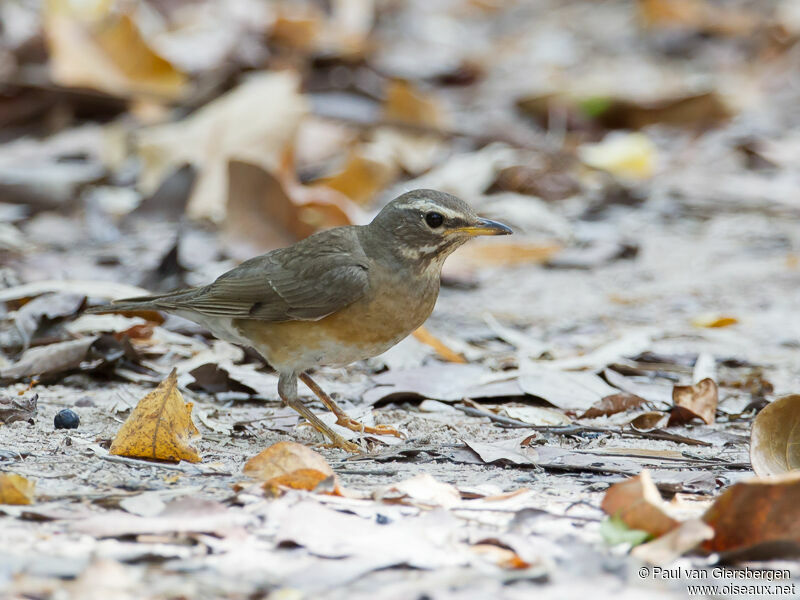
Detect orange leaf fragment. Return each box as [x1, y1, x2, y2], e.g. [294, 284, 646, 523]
[0, 473, 35, 505]
[413, 327, 466, 363]
[601, 470, 679, 538]
[263, 468, 332, 496]
[109, 369, 201, 463]
[471, 544, 530, 569]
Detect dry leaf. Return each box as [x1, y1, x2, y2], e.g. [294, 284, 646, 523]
[313, 152, 395, 206]
[374, 473, 460, 509]
[73, 497, 251, 537]
[519, 91, 730, 132]
[579, 132, 656, 180]
[271, 6, 321, 51]
[489, 163, 581, 202]
[263, 469, 333, 496]
[601, 470, 680, 538]
[581, 393, 648, 418]
[0, 394, 37, 424]
[464, 435, 538, 466]
[136, 71, 308, 222]
[45, 5, 187, 99]
[518, 369, 619, 411]
[630, 411, 668, 430]
[0, 473, 35, 505]
[502, 405, 571, 426]
[702, 473, 800, 554]
[412, 326, 466, 363]
[0, 336, 98, 382]
[243, 441, 333, 482]
[383, 79, 447, 129]
[631, 518, 714, 564]
[669, 378, 717, 425]
[271, 0, 374, 58]
[750, 394, 800, 476]
[592, 93, 730, 130]
[224, 160, 359, 255]
[638, 0, 757, 37]
[109, 369, 201, 463]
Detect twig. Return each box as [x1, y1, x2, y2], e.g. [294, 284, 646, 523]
[454, 405, 712, 447]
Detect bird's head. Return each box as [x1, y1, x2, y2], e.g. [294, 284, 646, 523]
[367, 189, 512, 265]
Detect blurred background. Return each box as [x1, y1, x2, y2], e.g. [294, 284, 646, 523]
[4, 3, 800, 596]
[2, 0, 800, 374]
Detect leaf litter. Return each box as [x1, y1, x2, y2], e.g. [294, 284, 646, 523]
[2, 1, 800, 598]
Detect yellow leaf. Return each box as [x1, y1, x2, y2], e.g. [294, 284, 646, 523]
[44, 4, 187, 99]
[0, 473, 35, 505]
[579, 132, 656, 180]
[243, 441, 333, 481]
[109, 369, 201, 463]
[691, 314, 738, 328]
[383, 79, 447, 129]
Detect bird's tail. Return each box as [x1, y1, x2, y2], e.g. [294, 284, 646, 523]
[85, 288, 200, 314]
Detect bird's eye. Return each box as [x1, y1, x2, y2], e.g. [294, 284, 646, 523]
[425, 212, 444, 228]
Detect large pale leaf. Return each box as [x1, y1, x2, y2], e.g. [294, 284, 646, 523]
[109, 369, 201, 463]
[136, 71, 309, 222]
[750, 394, 800, 476]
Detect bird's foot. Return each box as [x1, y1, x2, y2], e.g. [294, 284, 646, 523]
[326, 436, 361, 453]
[334, 416, 406, 439]
[298, 421, 361, 453]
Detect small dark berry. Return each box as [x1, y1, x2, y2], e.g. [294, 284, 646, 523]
[54, 408, 80, 429]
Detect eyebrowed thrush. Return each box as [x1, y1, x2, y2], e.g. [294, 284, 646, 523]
[89, 189, 512, 451]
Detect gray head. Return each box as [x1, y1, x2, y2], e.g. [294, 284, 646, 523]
[366, 189, 512, 265]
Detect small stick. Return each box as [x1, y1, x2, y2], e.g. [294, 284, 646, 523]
[454, 405, 712, 447]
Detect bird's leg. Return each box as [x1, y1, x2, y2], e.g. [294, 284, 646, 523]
[278, 373, 359, 453]
[299, 372, 405, 439]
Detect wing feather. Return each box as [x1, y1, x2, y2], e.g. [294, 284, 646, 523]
[156, 228, 369, 322]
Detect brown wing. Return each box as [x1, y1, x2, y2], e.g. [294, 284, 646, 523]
[157, 227, 370, 322]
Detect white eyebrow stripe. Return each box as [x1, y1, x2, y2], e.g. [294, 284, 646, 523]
[404, 199, 463, 219]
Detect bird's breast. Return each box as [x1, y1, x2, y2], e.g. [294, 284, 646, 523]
[235, 268, 440, 372]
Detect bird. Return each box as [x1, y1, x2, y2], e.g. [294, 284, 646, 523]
[89, 189, 512, 451]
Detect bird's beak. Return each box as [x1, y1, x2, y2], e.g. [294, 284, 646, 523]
[450, 217, 513, 237]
